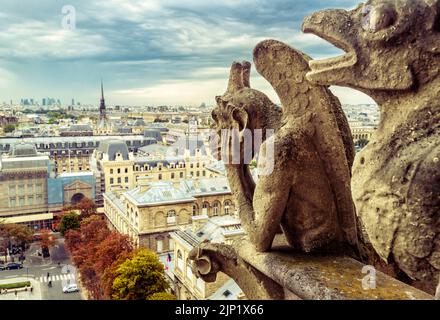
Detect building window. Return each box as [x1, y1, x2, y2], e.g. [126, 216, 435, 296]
[202, 170, 206, 176]
[117, 168, 121, 174]
[18, 184, 25, 195]
[8, 185, 16, 196]
[202, 203, 209, 215]
[110, 178, 114, 184]
[179, 172, 183, 178]
[28, 196, 34, 206]
[192, 204, 199, 216]
[157, 239, 163, 253]
[167, 210, 176, 224]
[177, 250, 183, 270]
[9, 197, 16, 207]
[224, 200, 231, 215]
[171, 173, 175, 179]
[117, 177, 121, 183]
[158, 174, 162, 180]
[190, 163, 194, 169]
[213, 202, 220, 216]
[110, 169, 113, 174]
[186, 259, 193, 280]
[125, 168, 128, 173]
[169, 238, 174, 251]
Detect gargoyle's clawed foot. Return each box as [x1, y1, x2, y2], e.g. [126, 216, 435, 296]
[188, 241, 285, 300]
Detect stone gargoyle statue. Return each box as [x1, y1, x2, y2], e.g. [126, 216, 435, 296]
[189, 41, 361, 299]
[302, 0, 440, 294]
[212, 42, 358, 254]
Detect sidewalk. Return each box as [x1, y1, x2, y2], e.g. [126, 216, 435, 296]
[0, 277, 42, 300]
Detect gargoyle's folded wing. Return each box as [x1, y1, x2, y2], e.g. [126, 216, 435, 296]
[253, 39, 355, 168]
[253, 39, 358, 248]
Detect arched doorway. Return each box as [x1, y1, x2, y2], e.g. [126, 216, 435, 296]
[71, 193, 85, 205]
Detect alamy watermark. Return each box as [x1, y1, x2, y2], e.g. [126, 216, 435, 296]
[171, 128, 275, 176]
[60, 264, 77, 289]
[361, 265, 377, 290]
[61, 5, 76, 30]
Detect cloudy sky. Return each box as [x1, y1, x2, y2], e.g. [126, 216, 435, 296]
[0, 0, 375, 106]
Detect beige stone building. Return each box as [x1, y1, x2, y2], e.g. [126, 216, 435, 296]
[0, 143, 52, 229]
[170, 215, 246, 300]
[53, 153, 91, 174]
[0, 143, 97, 230]
[93, 139, 217, 196]
[351, 126, 375, 143]
[103, 176, 236, 253]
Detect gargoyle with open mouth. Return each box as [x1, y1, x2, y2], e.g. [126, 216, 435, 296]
[303, 0, 440, 294]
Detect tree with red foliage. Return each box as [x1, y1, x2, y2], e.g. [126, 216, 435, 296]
[75, 198, 97, 220]
[101, 250, 133, 299]
[94, 232, 133, 276]
[79, 260, 103, 299]
[80, 215, 110, 245]
[39, 229, 55, 247]
[64, 229, 82, 253]
[64, 214, 134, 299]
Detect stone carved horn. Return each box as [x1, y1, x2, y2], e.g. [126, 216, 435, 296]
[241, 60, 251, 88]
[226, 60, 252, 94]
[226, 62, 244, 94]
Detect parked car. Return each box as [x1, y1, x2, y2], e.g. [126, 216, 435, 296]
[62, 284, 79, 293]
[0, 264, 6, 271]
[6, 262, 23, 270]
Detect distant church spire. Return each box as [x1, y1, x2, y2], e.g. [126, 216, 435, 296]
[99, 78, 106, 120]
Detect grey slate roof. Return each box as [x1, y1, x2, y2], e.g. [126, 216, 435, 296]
[180, 177, 230, 196]
[125, 181, 195, 206]
[65, 124, 93, 132]
[10, 143, 38, 157]
[143, 129, 162, 140]
[98, 139, 130, 160]
[138, 144, 177, 157]
[130, 119, 146, 127]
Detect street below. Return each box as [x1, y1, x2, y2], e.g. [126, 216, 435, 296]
[0, 233, 83, 300]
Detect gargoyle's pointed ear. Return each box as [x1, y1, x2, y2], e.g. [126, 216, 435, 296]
[241, 61, 251, 88]
[227, 62, 243, 93]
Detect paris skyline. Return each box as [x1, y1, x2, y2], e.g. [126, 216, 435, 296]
[0, 0, 375, 106]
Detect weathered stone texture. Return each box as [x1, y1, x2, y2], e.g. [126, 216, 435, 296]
[303, 0, 440, 293]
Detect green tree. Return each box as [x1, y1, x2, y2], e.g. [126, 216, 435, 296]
[148, 292, 176, 300]
[112, 249, 169, 300]
[59, 212, 81, 236]
[4, 124, 16, 133]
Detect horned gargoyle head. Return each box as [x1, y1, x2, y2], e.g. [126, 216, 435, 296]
[211, 61, 281, 161]
[302, 0, 440, 95]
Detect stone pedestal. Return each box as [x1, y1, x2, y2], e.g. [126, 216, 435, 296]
[189, 234, 434, 300]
